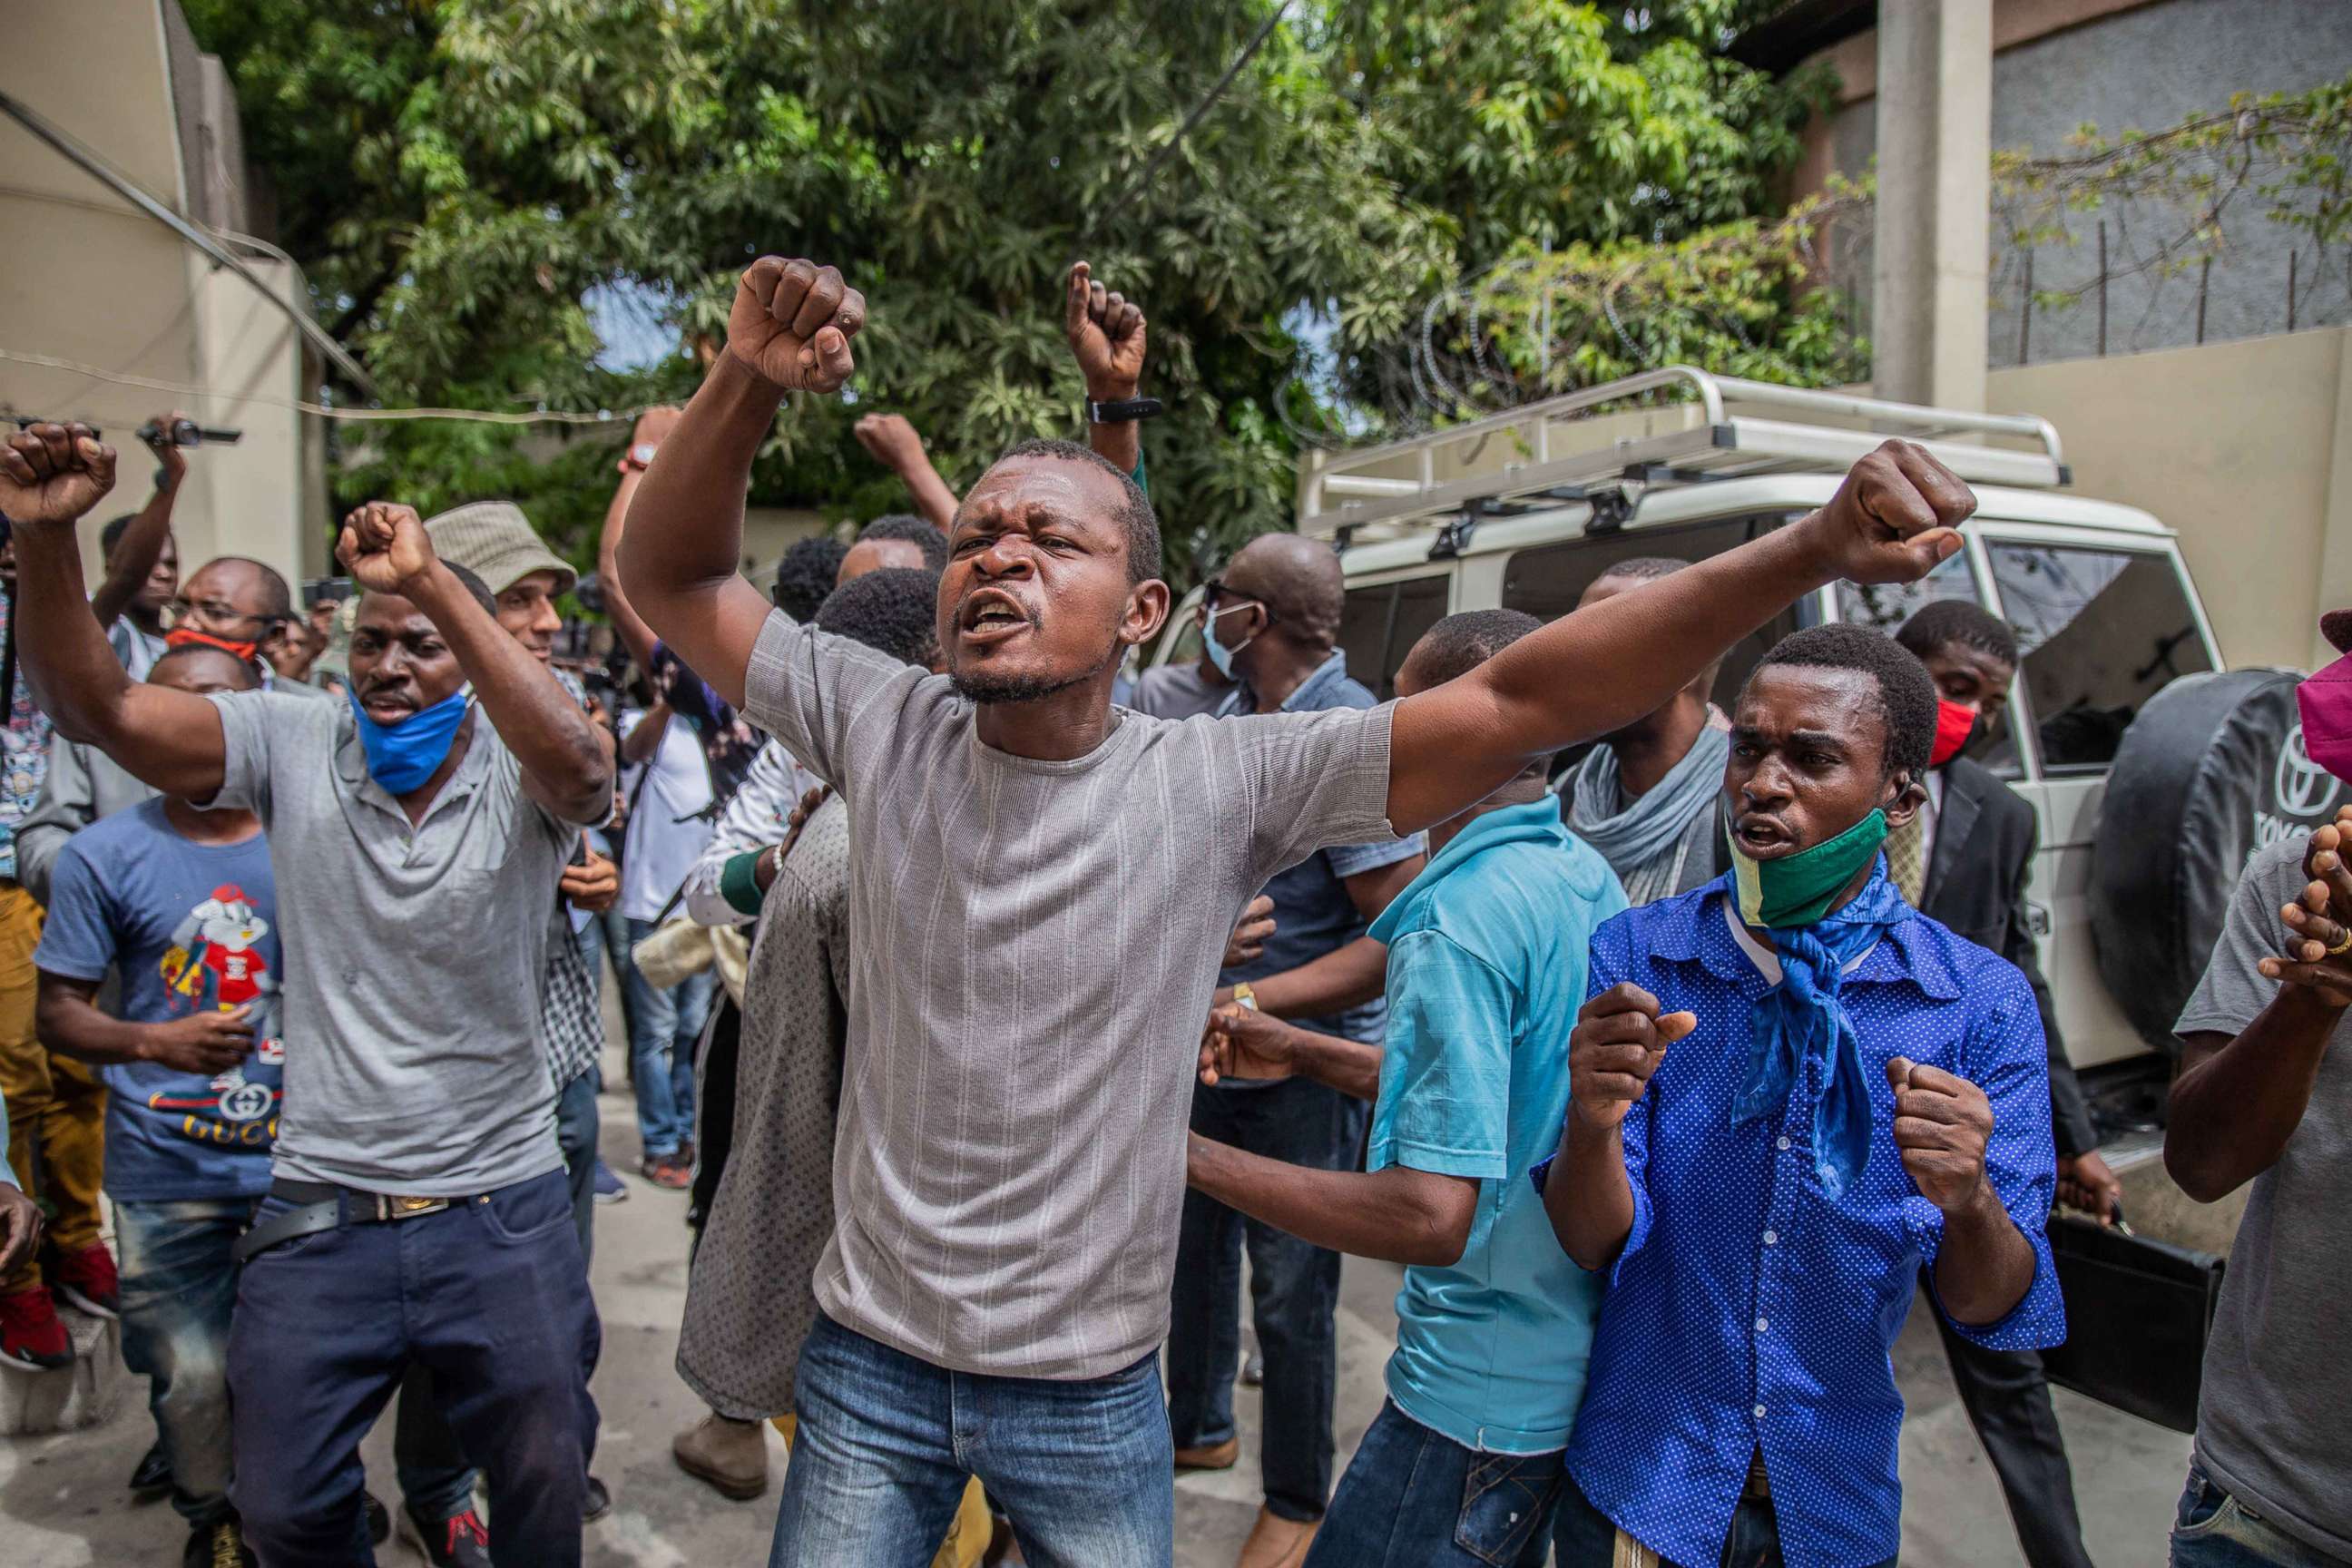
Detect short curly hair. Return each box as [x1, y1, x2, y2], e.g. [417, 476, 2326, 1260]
[1896, 598, 2019, 669]
[774, 534, 852, 621]
[815, 566, 941, 668]
[858, 514, 949, 572]
[1745, 623, 1939, 781]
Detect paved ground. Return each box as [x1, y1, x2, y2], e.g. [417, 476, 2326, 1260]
[5, 1031, 2193, 1567]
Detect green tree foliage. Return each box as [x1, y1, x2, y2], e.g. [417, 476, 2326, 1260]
[185, 0, 1818, 577]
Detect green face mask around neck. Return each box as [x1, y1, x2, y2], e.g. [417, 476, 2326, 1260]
[1729, 808, 1889, 930]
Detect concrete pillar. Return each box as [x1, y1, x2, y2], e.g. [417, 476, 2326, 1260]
[1872, 0, 1993, 411]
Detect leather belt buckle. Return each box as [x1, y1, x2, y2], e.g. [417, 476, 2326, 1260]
[376, 1193, 450, 1221]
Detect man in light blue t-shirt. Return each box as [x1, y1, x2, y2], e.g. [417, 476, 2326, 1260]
[1189, 609, 1626, 1568]
[33, 642, 280, 1567]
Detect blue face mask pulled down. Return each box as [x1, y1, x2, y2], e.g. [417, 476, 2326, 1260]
[348, 685, 472, 795]
[1202, 602, 1257, 680]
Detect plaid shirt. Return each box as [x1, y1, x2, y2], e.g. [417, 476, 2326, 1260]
[540, 667, 608, 1089]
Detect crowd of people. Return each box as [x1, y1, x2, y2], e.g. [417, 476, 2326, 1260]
[0, 248, 2338, 1568]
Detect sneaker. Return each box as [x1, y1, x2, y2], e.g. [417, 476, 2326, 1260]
[639, 1155, 691, 1191]
[676, 1137, 697, 1170]
[182, 1518, 254, 1568]
[52, 1241, 120, 1319]
[583, 1473, 612, 1523]
[405, 1504, 491, 1568]
[1240, 1348, 1265, 1387]
[0, 1285, 73, 1370]
[130, 1437, 172, 1497]
[593, 1161, 629, 1205]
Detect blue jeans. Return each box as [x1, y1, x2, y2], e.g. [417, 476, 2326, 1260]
[229, 1171, 600, 1567]
[577, 906, 635, 1053]
[2171, 1464, 2351, 1567]
[1167, 1075, 1366, 1521]
[622, 916, 712, 1159]
[1551, 1469, 1897, 1568]
[1306, 1401, 1565, 1568]
[116, 1195, 256, 1526]
[769, 1312, 1173, 1568]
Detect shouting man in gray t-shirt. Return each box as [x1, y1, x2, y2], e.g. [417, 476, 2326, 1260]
[617, 255, 1977, 1568]
[0, 427, 615, 1568]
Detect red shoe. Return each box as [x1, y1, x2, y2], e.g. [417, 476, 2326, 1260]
[0, 1284, 74, 1370]
[639, 1155, 691, 1191]
[53, 1241, 120, 1320]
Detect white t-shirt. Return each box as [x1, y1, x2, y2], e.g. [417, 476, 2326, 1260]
[620, 710, 716, 923]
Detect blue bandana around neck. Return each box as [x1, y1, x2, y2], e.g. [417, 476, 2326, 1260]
[348, 684, 472, 795]
[1730, 858, 1910, 1198]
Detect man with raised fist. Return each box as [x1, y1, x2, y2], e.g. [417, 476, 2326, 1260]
[1541, 625, 2064, 1568]
[615, 251, 1973, 1566]
[0, 423, 612, 1568]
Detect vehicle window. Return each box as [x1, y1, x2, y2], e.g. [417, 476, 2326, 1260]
[1832, 551, 2024, 779]
[1988, 544, 2211, 774]
[1501, 512, 1809, 710]
[1339, 575, 1450, 701]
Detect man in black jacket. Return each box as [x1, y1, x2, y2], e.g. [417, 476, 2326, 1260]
[1892, 600, 2121, 1568]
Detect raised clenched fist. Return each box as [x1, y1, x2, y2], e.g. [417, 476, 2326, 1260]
[1569, 983, 1696, 1132]
[0, 422, 118, 527]
[853, 413, 927, 473]
[336, 501, 437, 596]
[728, 258, 867, 394]
[1798, 440, 1975, 587]
[1885, 1055, 1994, 1214]
[1065, 260, 1146, 398]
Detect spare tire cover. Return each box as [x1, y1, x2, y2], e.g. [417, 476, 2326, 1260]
[2092, 668, 2339, 1055]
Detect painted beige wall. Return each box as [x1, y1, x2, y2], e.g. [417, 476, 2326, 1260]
[1984, 328, 2352, 672]
[0, 0, 308, 591]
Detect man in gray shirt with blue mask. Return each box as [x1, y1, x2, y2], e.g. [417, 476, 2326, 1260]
[618, 254, 1976, 1568]
[0, 425, 613, 1568]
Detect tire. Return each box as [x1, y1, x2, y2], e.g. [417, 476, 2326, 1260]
[2091, 668, 2342, 1055]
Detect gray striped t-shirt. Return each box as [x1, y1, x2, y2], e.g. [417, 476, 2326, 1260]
[742, 610, 1401, 1380]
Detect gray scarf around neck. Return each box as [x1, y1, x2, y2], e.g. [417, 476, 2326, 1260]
[1563, 720, 1730, 894]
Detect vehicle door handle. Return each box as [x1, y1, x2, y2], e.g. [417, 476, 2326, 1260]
[2026, 901, 2053, 939]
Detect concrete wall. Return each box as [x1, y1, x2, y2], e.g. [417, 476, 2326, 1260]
[1801, 0, 2352, 369]
[0, 0, 309, 591]
[1985, 326, 2352, 671]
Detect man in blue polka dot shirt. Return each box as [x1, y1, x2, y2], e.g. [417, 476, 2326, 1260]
[1541, 625, 2065, 1568]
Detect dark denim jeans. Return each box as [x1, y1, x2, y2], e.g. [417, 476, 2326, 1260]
[622, 916, 712, 1159]
[2171, 1465, 2352, 1567]
[115, 1195, 256, 1526]
[228, 1170, 600, 1567]
[1166, 1075, 1366, 1522]
[1552, 1469, 1898, 1568]
[769, 1312, 1173, 1568]
[1305, 1400, 1566, 1568]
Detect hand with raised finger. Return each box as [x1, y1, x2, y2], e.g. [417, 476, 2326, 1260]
[1065, 260, 1147, 399]
[1223, 895, 1277, 968]
[1801, 439, 1975, 586]
[1886, 1056, 1996, 1214]
[1568, 983, 1697, 1132]
[727, 257, 866, 394]
[0, 422, 118, 527]
[1199, 1003, 1294, 1086]
[335, 501, 436, 595]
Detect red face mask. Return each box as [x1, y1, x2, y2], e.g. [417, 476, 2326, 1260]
[165, 626, 260, 663]
[1929, 699, 1979, 769]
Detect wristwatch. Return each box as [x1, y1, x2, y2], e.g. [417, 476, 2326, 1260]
[616, 442, 660, 475]
[1085, 396, 1165, 425]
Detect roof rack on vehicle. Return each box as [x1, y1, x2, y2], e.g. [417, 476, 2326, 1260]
[1296, 366, 2068, 544]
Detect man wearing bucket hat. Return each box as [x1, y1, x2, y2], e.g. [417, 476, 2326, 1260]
[2161, 608, 2352, 1568]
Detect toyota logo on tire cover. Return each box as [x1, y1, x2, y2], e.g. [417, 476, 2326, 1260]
[2275, 724, 2340, 819]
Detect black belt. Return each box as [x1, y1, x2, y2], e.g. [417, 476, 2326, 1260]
[232, 1178, 485, 1263]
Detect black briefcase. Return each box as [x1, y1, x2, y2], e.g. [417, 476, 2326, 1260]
[2039, 1210, 2226, 1435]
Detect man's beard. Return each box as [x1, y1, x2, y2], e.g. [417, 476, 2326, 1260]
[949, 635, 1122, 707]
